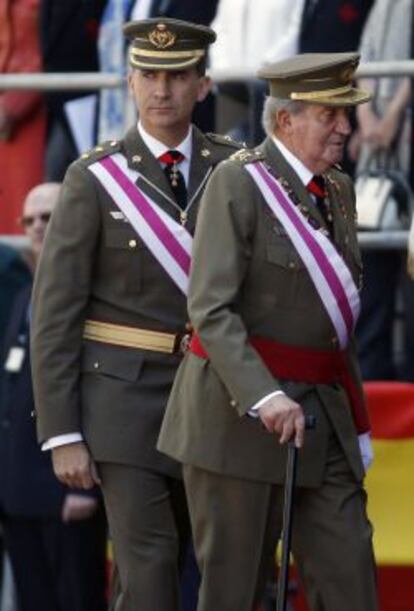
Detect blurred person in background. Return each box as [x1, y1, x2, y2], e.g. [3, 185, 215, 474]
[0, 243, 31, 611]
[0, 184, 107, 611]
[0, 245, 31, 370]
[299, 0, 374, 54]
[210, 0, 306, 144]
[40, 0, 107, 181]
[298, 0, 374, 176]
[0, 0, 45, 234]
[349, 0, 414, 380]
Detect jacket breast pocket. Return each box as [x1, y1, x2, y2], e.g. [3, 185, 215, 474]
[81, 341, 144, 382]
[103, 228, 145, 294]
[265, 239, 305, 273]
[263, 237, 311, 309]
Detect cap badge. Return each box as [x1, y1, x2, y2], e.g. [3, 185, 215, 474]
[148, 23, 177, 49]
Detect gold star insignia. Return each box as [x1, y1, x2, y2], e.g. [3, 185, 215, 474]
[132, 155, 142, 164]
[201, 149, 211, 157]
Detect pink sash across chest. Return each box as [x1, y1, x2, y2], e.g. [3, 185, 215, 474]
[245, 161, 360, 350]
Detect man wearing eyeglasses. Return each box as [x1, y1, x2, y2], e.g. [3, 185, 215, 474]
[0, 184, 107, 611]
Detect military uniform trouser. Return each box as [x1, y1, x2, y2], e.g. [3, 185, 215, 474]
[183, 433, 379, 611]
[99, 463, 191, 611]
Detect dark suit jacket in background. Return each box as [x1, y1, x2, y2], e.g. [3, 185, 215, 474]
[0, 285, 107, 611]
[150, 0, 218, 24]
[299, 0, 374, 53]
[40, 0, 107, 114]
[0, 284, 101, 516]
[0, 246, 31, 386]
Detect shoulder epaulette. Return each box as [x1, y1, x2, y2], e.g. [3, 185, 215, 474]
[205, 132, 244, 149]
[79, 139, 121, 164]
[229, 148, 264, 164]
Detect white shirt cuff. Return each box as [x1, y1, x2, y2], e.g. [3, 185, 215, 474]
[247, 390, 285, 417]
[358, 432, 374, 472]
[42, 433, 84, 451]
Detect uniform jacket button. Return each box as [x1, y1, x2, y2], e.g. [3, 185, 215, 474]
[230, 399, 237, 408]
[129, 239, 137, 248]
[93, 361, 100, 369]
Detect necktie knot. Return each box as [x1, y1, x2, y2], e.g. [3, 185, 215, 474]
[307, 175, 327, 199]
[159, 150, 187, 213]
[158, 150, 185, 166]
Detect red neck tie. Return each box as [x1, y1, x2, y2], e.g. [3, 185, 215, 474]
[306, 175, 327, 199]
[158, 150, 185, 166]
[158, 150, 187, 211]
[306, 175, 331, 230]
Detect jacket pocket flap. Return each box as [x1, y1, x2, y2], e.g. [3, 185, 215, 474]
[81, 341, 144, 381]
[266, 243, 304, 270]
[105, 228, 146, 250]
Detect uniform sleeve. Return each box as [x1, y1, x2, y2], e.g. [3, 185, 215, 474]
[188, 161, 281, 415]
[31, 162, 101, 441]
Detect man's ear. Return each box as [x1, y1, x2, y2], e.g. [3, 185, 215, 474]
[277, 108, 294, 135]
[127, 71, 135, 95]
[197, 76, 212, 103]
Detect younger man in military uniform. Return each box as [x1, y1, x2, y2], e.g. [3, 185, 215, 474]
[158, 53, 379, 611]
[31, 18, 239, 611]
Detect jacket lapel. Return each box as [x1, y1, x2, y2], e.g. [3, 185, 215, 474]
[187, 128, 215, 202]
[262, 138, 328, 232]
[325, 171, 350, 248]
[122, 126, 179, 218]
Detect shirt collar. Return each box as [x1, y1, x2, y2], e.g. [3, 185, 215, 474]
[138, 122, 193, 162]
[272, 136, 314, 186]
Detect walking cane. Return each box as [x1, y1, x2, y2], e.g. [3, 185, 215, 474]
[276, 414, 316, 611]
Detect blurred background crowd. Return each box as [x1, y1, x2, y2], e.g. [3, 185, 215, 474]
[0, 1, 413, 611]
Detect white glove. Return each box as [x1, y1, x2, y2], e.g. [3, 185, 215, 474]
[358, 432, 374, 472]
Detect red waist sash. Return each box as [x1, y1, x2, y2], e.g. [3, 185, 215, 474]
[189, 334, 369, 434]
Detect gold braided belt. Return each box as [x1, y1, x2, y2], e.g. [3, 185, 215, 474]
[83, 319, 191, 354]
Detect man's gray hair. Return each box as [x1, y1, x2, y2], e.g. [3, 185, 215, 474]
[261, 96, 306, 136]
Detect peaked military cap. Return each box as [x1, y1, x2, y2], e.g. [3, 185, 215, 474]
[258, 52, 371, 106]
[123, 18, 216, 71]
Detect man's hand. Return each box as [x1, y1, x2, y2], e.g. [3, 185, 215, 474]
[259, 394, 305, 448]
[52, 441, 101, 489]
[61, 493, 99, 523]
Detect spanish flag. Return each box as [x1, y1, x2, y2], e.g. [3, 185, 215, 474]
[291, 382, 414, 611]
[365, 381, 414, 611]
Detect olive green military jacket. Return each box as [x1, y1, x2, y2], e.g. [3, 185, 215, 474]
[158, 137, 366, 486]
[31, 126, 240, 475]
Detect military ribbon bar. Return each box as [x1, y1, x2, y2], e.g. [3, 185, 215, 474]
[88, 153, 192, 295]
[245, 161, 360, 349]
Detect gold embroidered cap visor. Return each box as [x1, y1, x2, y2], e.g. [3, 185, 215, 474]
[123, 18, 216, 71]
[258, 52, 372, 107]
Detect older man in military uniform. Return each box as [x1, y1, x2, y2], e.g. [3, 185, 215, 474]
[31, 18, 240, 611]
[158, 53, 379, 611]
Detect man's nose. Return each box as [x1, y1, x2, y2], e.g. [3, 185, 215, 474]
[154, 75, 170, 97]
[336, 110, 352, 135]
